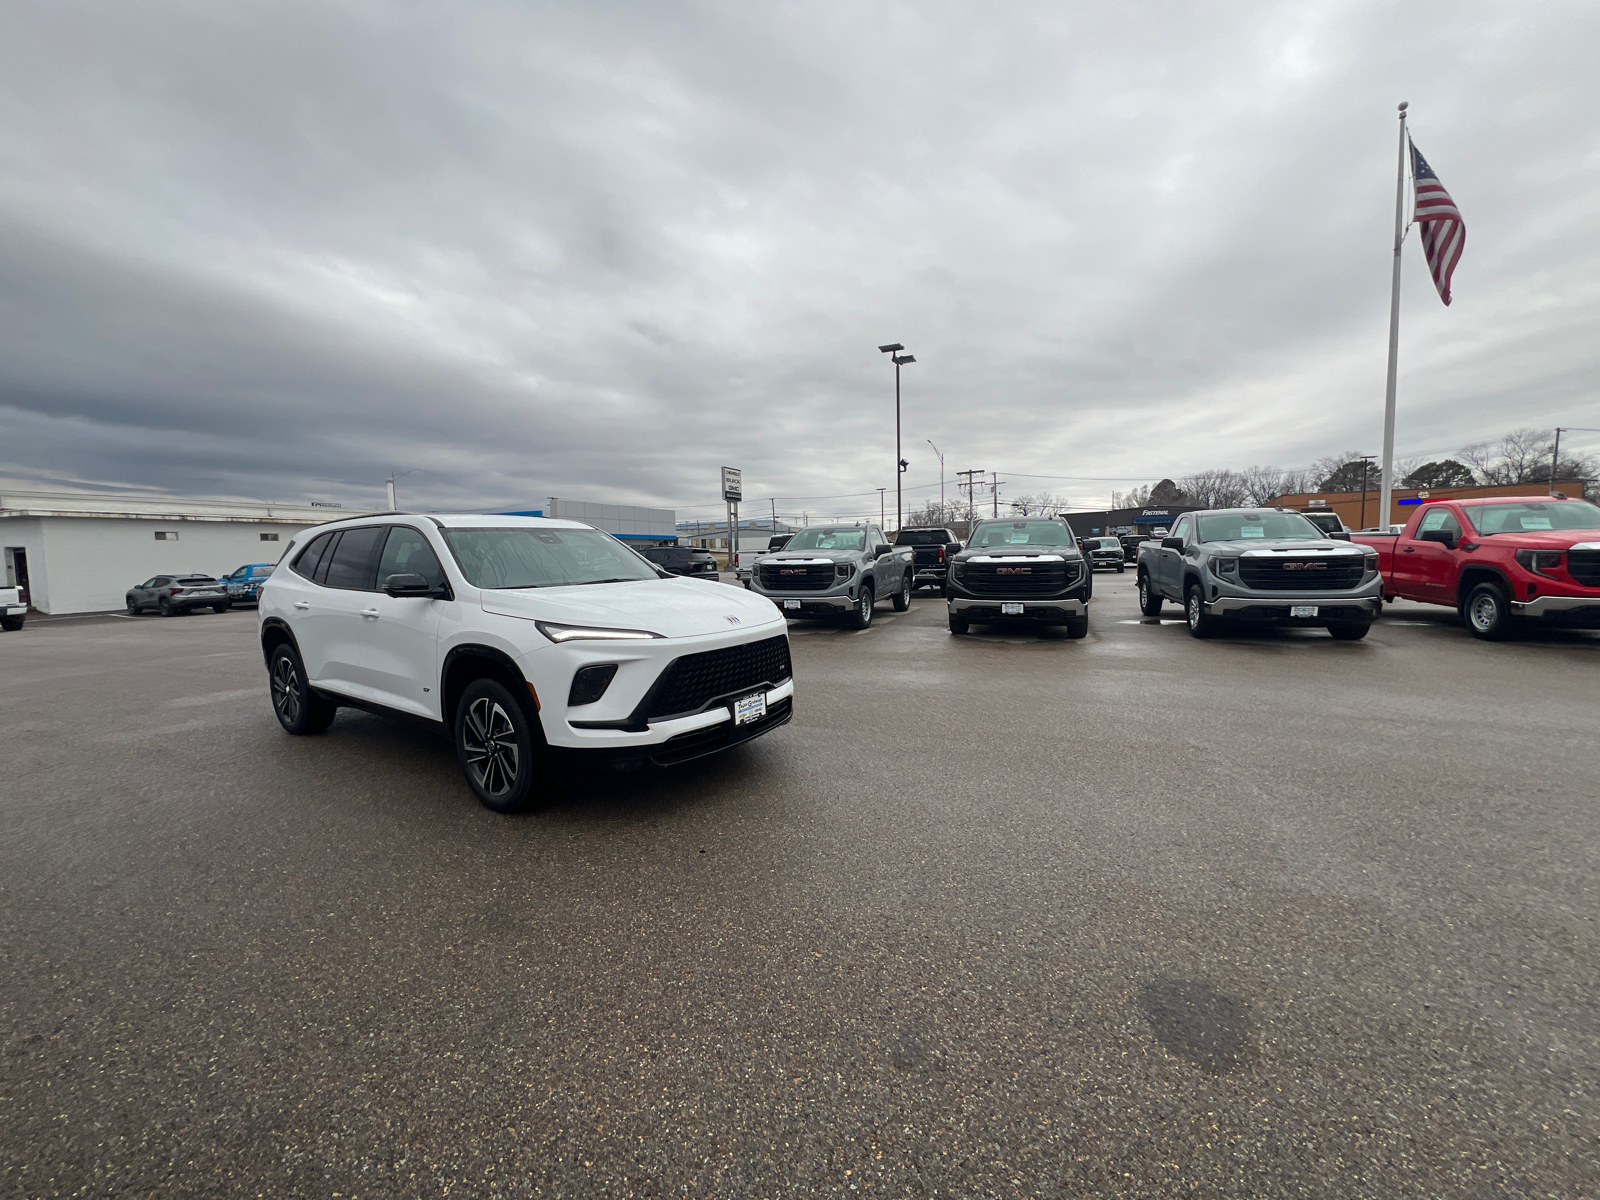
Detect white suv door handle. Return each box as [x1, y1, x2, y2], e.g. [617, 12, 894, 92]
[359, 608, 381, 618]
[292, 601, 310, 610]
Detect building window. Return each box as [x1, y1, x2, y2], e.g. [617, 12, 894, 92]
[154, 531, 178, 541]
[260, 533, 279, 541]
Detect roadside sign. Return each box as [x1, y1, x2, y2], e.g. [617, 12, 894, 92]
[722, 466, 742, 502]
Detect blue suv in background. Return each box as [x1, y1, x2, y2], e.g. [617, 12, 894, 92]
[221, 563, 276, 606]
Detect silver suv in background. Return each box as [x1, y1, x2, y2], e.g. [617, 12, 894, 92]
[749, 523, 914, 629]
[1136, 508, 1381, 639]
[259, 514, 794, 812]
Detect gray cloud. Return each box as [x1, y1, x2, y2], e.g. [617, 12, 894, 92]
[1, 0, 1596, 522]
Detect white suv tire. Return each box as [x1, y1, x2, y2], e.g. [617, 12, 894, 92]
[454, 677, 547, 814]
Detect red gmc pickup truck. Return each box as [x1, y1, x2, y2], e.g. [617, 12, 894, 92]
[1351, 495, 1600, 639]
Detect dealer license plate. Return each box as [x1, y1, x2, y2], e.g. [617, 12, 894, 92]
[1290, 605, 1319, 618]
[1001, 602, 1025, 615]
[783, 599, 800, 610]
[734, 692, 767, 725]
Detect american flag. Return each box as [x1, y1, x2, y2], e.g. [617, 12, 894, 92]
[1410, 140, 1465, 306]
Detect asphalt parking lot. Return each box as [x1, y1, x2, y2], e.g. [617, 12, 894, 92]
[3, 574, 1598, 1199]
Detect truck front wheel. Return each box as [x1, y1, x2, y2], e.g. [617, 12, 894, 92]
[1138, 573, 1162, 617]
[848, 585, 874, 629]
[1185, 585, 1221, 639]
[948, 612, 969, 635]
[1463, 581, 1513, 641]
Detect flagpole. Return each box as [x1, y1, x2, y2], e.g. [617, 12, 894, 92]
[1377, 101, 1409, 531]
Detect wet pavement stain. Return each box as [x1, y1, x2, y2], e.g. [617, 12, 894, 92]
[1139, 978, 1252, 1074]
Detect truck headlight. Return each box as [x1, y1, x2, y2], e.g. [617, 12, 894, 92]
[835, 562, 853, 578]
[536, 622, 664, 643]
[1514, 548, 1563, 579]
[1213, 558, 1238, 574]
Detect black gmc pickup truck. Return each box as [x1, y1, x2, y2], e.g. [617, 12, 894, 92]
[946, 517, 1091, 637]
[894, 526, 963, 593]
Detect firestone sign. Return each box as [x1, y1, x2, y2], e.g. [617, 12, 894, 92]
[721, 466, 742, 503]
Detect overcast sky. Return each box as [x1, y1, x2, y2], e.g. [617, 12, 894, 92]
[1, 1, 1596, 522]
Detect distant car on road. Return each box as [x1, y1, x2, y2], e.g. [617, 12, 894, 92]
[639, 546, 719, 578]
[1082, 536, 1126, 573]
[221, 563, 277, 606]
[126, 574, 232, 616]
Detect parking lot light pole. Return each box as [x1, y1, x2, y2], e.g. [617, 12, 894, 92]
[878, 344, 915, 529]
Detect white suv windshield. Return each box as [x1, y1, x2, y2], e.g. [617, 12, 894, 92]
[443, 527, 659, 588]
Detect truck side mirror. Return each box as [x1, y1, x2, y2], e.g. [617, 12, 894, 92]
[1329, 530, 1351, 541]
[1416, 529, 1457, 549]
[874, 543, 892, 557]
[1162, 537, 1184, 551]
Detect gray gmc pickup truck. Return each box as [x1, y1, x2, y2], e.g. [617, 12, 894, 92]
[750, 523, 915, 629]
[1136, 508, 1382, 639]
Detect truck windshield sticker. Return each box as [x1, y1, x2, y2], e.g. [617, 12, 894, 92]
[1521, 517, 1552, 529]
[1239, 526, 1265, 537]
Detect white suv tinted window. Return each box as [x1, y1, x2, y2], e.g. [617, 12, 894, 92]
[376, 526, 446, 589]
[323, 527, 387, 591]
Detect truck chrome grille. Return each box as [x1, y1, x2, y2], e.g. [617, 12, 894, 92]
[1238, 557, 1367, 591]
[759, 563, 834, 591]
[1568, 550, 1600, 587]
[645, 635, 793, 721]
[964, 561, 1072, 595]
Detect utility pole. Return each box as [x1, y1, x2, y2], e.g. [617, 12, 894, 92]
[1356, 454, 1378, 530]
[991, 471, 1001, 518]
[957, 469, 981, 526]
[771, 497, 777, 530]
[877, 488, 886, 529]
[927, 439, 944, 521]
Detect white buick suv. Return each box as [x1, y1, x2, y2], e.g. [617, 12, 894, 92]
[258, 514, 794, 812]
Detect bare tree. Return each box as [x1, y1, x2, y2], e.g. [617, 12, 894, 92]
[1238, 465, 1305, 506]
[1176, 469, 1248, 508]
[906, 499, 970, 528]
[1111, 484, 1152, 509]
[1009, 492, 1066, 517]
[1459, 428, 1596, 485]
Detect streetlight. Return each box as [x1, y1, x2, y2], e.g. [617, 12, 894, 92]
[878, 343, 915, 529]
[927, 439, 944, 522]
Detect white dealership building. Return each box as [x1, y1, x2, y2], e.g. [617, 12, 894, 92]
[0, 490, 361, 615]
[1, 490, 680, 616]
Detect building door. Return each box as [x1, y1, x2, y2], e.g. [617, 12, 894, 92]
[4, 548, 29, 604]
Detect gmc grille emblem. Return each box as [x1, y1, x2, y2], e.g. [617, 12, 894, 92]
[779, 569, 803, 575]
[996, 567, 1031, 574]
[1282, 563, 1326, 571]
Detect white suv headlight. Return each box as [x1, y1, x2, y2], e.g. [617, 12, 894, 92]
[535, 622, 664, 643]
